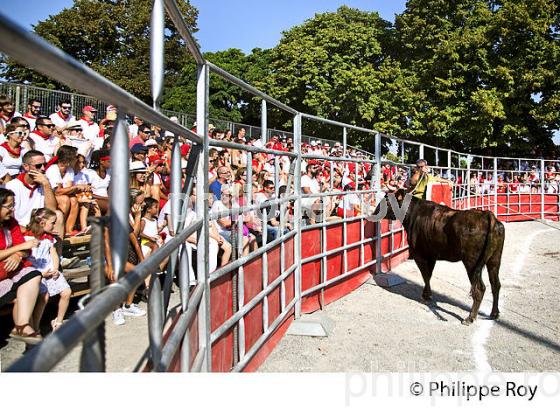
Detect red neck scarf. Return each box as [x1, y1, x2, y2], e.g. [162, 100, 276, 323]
[80, 116, 94, 126]
[31, 129, 50, 140]
[0, 113, 12, 122]
[22, 230, 54, 241]
[57, 111, 69, 120]
[16, 173, 38, 198]
[23, 113, 37, 120]
[1, 142, 21, 157]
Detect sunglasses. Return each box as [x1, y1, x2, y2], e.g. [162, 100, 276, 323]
[31, 105, 41, 109]
[61, 105, 72, 109]
[8, 131, 25, 137]
[37, 123, 55, 128]
[31, 162, 46, 169]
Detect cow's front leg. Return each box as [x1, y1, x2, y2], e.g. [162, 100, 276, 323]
[414, 257, 435, 302]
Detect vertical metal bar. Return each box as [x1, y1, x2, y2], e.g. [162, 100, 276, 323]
[374, 133, 382, 274]
[419, 144, 424, 160]
[274, 156, 280, 198]
[261, 100, 267, 146]
[150, 0, 165, 110]
[342, 127, 347, 158]
[448, 150, 452, 179]
[467, 159, 471, 210]
[401, 141, 405, 164]
[79, 217, 106, 372]
[493, 157, 498, 215]
[196, 62, 211, 371]
[293, 113, 303, 319]
[109, 116, 129, 280]
[236, 211, 246, 360]
[320, 196, 326, 309]
[541, 159, 545, 220]
[435, 148, 439, 167]
[148, 273, 164, 370]
[14, 85, 21, 113]
[262, 207, 269, 331]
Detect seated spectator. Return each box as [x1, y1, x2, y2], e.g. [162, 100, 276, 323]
[210, 166, 232, 201]
[337, 182, 361, 217]
[50, 100, 75, 131]
[9, 116, 34, 153]
[0, 123, 25, 182]
[129, 123, 153, 148]
[24, 208, 71, 332]
[63, 120, 94, 161]
[130, 161, 151, 198]
[130, 143, 148, 165]
[46, 145, 89, 235]
[0, 188, 42, 344]
[0, 95, 21, 134]
[83, 149, 111, 215]
[5, 149, 58, 228]
[29, 116, 59, 162]
[72, 154, 100, 233]
[139, 197, 163, 258]
[78, 105, 100, 147]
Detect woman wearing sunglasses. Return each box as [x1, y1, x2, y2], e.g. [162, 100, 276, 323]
[0, 123, 25, 182]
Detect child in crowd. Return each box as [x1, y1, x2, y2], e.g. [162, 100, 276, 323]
[24, 208, 71, 331]
[140, 197, 163, 258]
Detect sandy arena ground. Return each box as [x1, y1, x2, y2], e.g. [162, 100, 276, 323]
[260, 220, 560, 372]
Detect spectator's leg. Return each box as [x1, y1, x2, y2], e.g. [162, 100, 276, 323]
[220, 239, 232, 267]
[208, 238, 219, 273]
[57, 194, 70, 218]
[55, 287, 71, 326]
[54, 210, 65, 255]
[65, 196, 79, 233]
[31, 291, 49, 331]
[13, 275, 41, 333]
[79, 203, 89, 231]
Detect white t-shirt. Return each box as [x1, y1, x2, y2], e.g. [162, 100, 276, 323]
[22, 114, 38, 131]
[5, 177, 45, 226]
[73, 170, 91, 185]
[28, 131, 59, 162]
[67, 136, 94, 160]
[339, 193, 361, 211]
[46, 165, 75, 189]
[50, 111, 75, 129]
[0, 146, 23, 176]
[82, 168, 110, 197]
[301, 174, 320, 208]
[210, 200, 231, 235]
[78, 118, 101, 144]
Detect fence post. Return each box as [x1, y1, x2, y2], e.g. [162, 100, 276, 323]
[79, 216, 107, 371]
[419, 144, 424, 160]
[15, 85, 21, 113]
[196, 62, 211, 371]
[374, 132, 382, 275]
[467, 158, 471, 210]
[541, 159, 545, 220]
[493, 157, 498, 215]
[293, 113, 302, 319]
[261, 99, 267, 145]
[343, 127, 347, 157]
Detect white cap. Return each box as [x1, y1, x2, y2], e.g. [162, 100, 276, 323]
[129, 161, 147, 173]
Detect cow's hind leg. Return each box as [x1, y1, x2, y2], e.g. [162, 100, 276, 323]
[462, 268, 486, 326]
[415, 257, 436, 302]
[486, 245, 503, 320]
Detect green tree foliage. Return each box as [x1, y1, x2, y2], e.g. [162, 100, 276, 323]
[1, 0, 198, 103]
[395, 0, 560, 155]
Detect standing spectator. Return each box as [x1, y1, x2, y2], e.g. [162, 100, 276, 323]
[0, 188, 42, 344]
[78, 105, 100, 146]
[22, 99, 42, 131]
[29, 116, 59, 162]
[5, 150, 58, 228]
[210, 166, 232, 201]
[129, 116, 144, 138]
[0, 123, 25, 181]
[50, 100, 75, 131]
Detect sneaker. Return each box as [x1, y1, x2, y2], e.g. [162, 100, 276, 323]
[121, 303, 146, 317]
[61, 256, 81, 269]
[112, 309, 125, 325]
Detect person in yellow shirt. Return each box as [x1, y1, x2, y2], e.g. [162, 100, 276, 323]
[409, 159, 453, 199]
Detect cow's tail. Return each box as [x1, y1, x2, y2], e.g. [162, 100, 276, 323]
[472, 212, 494, 278]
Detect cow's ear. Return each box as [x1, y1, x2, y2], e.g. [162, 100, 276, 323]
[395, 188, 406, 202]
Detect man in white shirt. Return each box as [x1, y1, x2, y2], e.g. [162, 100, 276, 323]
[28, 116, 59, 162]
[78, 105, 100, 145]
[301, 162, 323, 224]
[50, 100, 75, 131]
[22, 98, 42, 131]
[5, 149, 59, 229]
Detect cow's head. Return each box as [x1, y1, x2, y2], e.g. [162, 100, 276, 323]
[372, 188, 410, 222]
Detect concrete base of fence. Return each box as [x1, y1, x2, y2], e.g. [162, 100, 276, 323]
[371, 272, 406, 288]
[286, 320, 329, 338]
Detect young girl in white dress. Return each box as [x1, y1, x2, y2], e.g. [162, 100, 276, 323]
[24, 208, 71, 331]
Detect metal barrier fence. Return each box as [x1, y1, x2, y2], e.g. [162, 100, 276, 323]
[0, 0, 558, 372]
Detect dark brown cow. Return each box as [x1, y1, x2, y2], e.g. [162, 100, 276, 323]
[375, 189, 505, 325]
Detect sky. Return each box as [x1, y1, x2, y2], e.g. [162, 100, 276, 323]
[0, 0, 407, 53]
